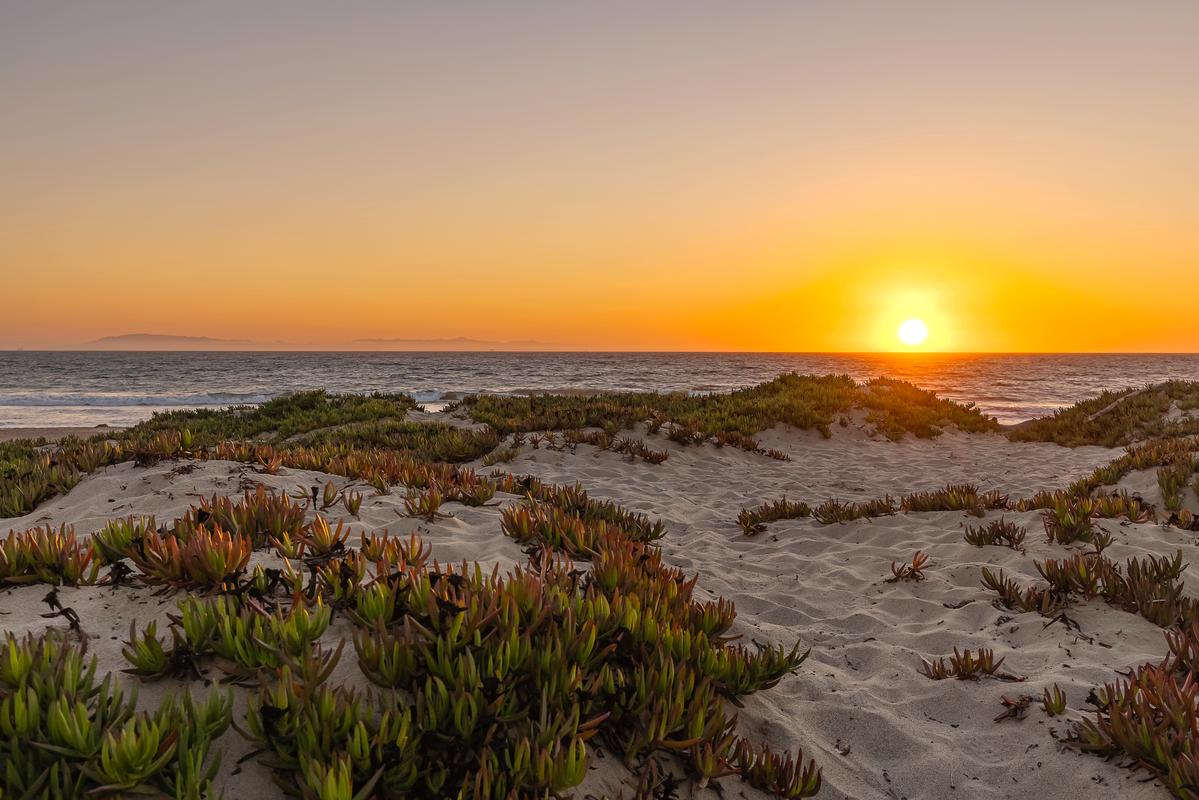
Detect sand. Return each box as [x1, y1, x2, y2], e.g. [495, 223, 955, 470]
[0, 425, 125, 442]
[2, 420, 1190, 799]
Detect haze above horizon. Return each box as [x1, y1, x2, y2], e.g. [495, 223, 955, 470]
[3, 2, 1198, 353]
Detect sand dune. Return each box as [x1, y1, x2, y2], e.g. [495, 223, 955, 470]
[1, 423, 1191, 798]
[471, 427, 1182, 799]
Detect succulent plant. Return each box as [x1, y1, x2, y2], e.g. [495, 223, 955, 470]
[302, 515, 351, 558]
[127, 526, 252, 590]
[919, 647, 1021, 681]
[1042, 684, 1067, 716]
[403, 486, 447, 521]
[342, 490, 363, 516]
[1043, 496, 1097, 544]
[738, 497, 811, 535]
[0, 631, 230, 798]
[121, 620, 173, 679]
[887, 551, 930, 583]
[963, 518, 1026, 552]
[92, 515, 157, 565]
[0, 524, 100, 586]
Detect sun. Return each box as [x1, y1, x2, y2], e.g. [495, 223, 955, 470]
[897, 318, 929, 346]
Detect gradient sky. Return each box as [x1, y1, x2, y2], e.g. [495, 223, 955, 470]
[2, 1, 1197, 351]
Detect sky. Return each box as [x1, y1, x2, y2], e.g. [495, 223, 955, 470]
[2, 1, 1197, 352]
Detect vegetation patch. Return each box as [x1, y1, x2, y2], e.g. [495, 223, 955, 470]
[0, 630, 232, 799]
[1157, 452, 1197, 513]
[918, 647, 1022, 682]
[982, 550, 1195, 628]
[1008, 381, 1199, 447]
[0, 423, 822, 798]
[963, 518, 1027, 552]
[458, 374, 997, 445]
[298, 418, 499, 463]
[520, 429, 670, 464]
[742, 483, 1008, 533]
[900, 484, 1007, 516]
[0, 378, 1005, 524]
[1069, 622, 1199, 795]
[125, 391, 418, 446]
[0, 439, 122, 517]
[738, 498, 811, 535]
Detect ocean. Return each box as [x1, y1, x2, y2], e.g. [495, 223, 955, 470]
[1, 351, 1197, 429]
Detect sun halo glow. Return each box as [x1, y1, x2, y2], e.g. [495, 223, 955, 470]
[897, 318, 929, 346]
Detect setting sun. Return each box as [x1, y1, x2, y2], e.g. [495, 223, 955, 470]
[897, 319, 929, 347]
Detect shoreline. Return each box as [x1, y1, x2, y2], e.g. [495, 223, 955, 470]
[0, 425, 125, 443]
[2, 420, 1040, 443]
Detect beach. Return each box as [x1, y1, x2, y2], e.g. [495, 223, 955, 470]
[0, 425, 124, 443]
[3, 379, 1198, 798]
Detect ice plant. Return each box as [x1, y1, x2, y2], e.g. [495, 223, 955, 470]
[302, 515, 350, 558]
[887, 551, 930, 583]
[1042, 684, 1067, 716]
[1042, 496, 1096, 544]
[738, 497, 811, 535]
[0, 524, 100, 586]
[403, 485, 446, 521]
[919, 647, 1022, 682]
[127, 526, 252, 589]
[0, 631, 230, 798]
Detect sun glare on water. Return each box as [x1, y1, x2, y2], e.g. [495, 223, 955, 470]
[897, 318, 929, 346]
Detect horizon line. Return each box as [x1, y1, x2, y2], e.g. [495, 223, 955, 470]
[3, 348, 1199, 356]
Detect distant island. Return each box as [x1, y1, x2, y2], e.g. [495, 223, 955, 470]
[79, 333, 563, 351]
[84, 334, 257, 350]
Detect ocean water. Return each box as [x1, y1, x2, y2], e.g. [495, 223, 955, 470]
[0, 351, 1197, 428]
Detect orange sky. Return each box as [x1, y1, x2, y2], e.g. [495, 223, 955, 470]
[2, 3, 1197, 352]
